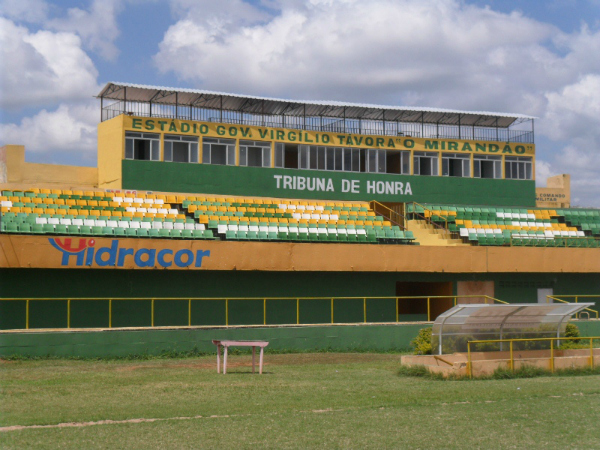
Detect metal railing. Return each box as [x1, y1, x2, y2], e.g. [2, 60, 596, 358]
[467, 336, 599, 378]
[547, 295, 599, 319]
[369, 201, 407, 230]
[101, 101, 535, 143]
[1, 295, 507, 330]
[407, 202, 455, 238]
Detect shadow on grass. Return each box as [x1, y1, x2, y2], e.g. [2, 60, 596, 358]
[398, 363, 600, 381]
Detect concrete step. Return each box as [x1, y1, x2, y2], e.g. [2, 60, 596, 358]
[407, 220, 467, 246]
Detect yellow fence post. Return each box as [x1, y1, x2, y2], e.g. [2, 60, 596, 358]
[510, 340, 514, 372]
[454, 296, 457, 306]
[550, 339, 554, 373]
[395, 297, 399, 322]
[108, 299, 112, 328]
[296, 298, 299, 325]
[225, 299, 229, 326]
[188, 299, 191, 327]
[467, 342, 472, 379]
[263, 298, 266, 326]
[67, 299, 71, 329]
[151, 299, 155, 327]
[427, 297, 431, 321]
[331, 298, 334, 324]
[363, 298, 367, 323]
[26, 299, 30, 330]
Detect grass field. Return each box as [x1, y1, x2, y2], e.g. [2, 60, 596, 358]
[2, 353, 600, 449]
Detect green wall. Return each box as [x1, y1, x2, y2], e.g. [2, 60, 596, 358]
[122, 160, 536, 206]
[0, 269, 598, 330]
[0, 324, 424, 358]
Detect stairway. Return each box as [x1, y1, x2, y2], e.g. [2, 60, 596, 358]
[406, 220, 467, 246]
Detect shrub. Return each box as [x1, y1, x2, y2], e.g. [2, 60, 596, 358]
[565, 323, 581, 342]
[410, 327, 432, 355]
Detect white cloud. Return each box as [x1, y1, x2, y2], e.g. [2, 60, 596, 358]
[0, 17, 100, 110]
[0, 102, 98, 165]
[48, 0, 123, 61]
[0, 0, 49, 23]
[535, 159, 555, 187]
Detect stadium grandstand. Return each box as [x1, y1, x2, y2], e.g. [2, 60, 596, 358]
[1, 82, 598, 356]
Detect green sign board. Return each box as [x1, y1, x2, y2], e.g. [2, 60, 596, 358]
[122, 160, 536, 206]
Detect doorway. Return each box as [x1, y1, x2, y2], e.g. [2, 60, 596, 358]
[396, 282, 453, 321]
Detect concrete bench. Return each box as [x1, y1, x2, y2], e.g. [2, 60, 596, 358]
[212, 340, 269, 374]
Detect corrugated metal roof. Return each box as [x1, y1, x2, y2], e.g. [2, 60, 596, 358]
[98, 82, 535, 128]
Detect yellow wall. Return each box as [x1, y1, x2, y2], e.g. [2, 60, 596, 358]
[536, 174, 570, 208]
[97, 115, 125, 190]
[0, 145, 98, 190]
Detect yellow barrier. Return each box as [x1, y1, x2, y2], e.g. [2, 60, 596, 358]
[1, 295, 507, 330]
[467, 336, 599, 378]
[547, 295, 599, 319]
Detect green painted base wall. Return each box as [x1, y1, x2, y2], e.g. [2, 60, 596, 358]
[1, 269, 598, 330]
[0, 324, 424, 358]
[2, 321, 599, 358]
[122, 160, 536, 206]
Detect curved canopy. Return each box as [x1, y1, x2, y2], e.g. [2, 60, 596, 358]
[432, 303, 593, 355]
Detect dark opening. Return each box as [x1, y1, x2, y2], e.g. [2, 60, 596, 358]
[396, 281, 453, 321]
[481, 160, 495, 179]
[172, 142, 189, 163]
[284, 144, 298, 169]
[134, 140, 151, 160]
[449, 158, 463, 177]
[419, 157, 432, 175]
[386, 151, 401, 174]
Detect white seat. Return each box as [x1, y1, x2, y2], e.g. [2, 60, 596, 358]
[48, 218, 59, 225]
[278, 204, 287, 210]
[315, 206, 324, 211]
[318, 228, 328, 234]
[306, 205, 315, 211]
[217, 225, 228, 234]
[148, 208, 158, 214]
[249, 225, 259, 232]
[154, 199, 164, 205]
[168, 209, 178, 215]
[36, 217, 48, 225]
[288, 226, 299, 233]
[292, 213, 302, 220]
[496, 212, 505, 218]
[195, 224, 205, 230]
[298, 226, 309, 233]
[145, 198, 155, 205]
[157, 208, 168, 214]
[308, 228, 318, 234]
[278, 226, 289, 233]
[133, 198, 144, 204]
[184, 223, 195, 230]
[330, 214, 339, 220]
[126, 207, 136, 212]
[113, 197, 123, 203]
[268, 226, 278, 233]
[356, 229, 367, 235]
[576, 231, 585, 237]
[107, 220, 118, 228]
[459, 228, 468, 237]
[163, 222, 174, 230]
[136, 207, 147, 213]
[544, 231, 554, 238]
[129, 221, 140, 229]
[152, 222, 163, 229]
[347, 229, 357, 235]
[137, 222, 149, 229]
[560, 231, 569, 237]
[227, 224, 238, 231]
[95, 220, 106, 227]
[174, 222, 185, 230]
[117, 221, 129, 228]
[337, 228, 347, 236]
[301, 214, 311, 220]
[296, 205, 306, 210]
[84, 219, 95, 227]
[238, 225, 249, 232]
[527, 213, 536, 220]
[1, 201, 11, 207]
[259, 225, 269, 233]
[485, 229, 494, 234]
[72, 219, 84, 226]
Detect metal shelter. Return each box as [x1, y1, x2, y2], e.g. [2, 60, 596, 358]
[97, 82, 535, 143]
[432, 303, 593, 355]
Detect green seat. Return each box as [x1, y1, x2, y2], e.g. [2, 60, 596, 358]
[54, 224, 68, 234]
[159, 229, 171, 238]
[148, 229, 160, 238]
[226, 230, 238, 240]
[192, 229, 205, 239]
[6, 222, 19, 233]
[32, 224, 45, 234]
[102, 227, 114, 235]
[67, 225, 80, 235]
[170, 229, 182, 239]
[203, 230, 214, 239]
[268, 231, 279, 240]
[247, 231, 258, 240]
[125, 228, 138, 237]
[258, 231, 268, 240]
[80, 226, 93, 235]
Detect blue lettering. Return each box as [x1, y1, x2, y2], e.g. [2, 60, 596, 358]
[174, 249, 193, 267]
[134, 248, 156, 267]
[157, 249, 173, 268]
[194, 250, 211, 267]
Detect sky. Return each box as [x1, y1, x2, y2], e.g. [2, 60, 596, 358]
[1, 0, 599, 206]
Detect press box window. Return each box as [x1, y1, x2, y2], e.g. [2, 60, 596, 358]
[442, 154, 470, 177]
[164, 134, 198, 163]
[474, 155, 501, 179]
[414, 152, 439, 176]
[239, 140, 271, 167]
[202, 138, 235, 165]
[505, 156, 532, 180]
[125, 132, 160, 161]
